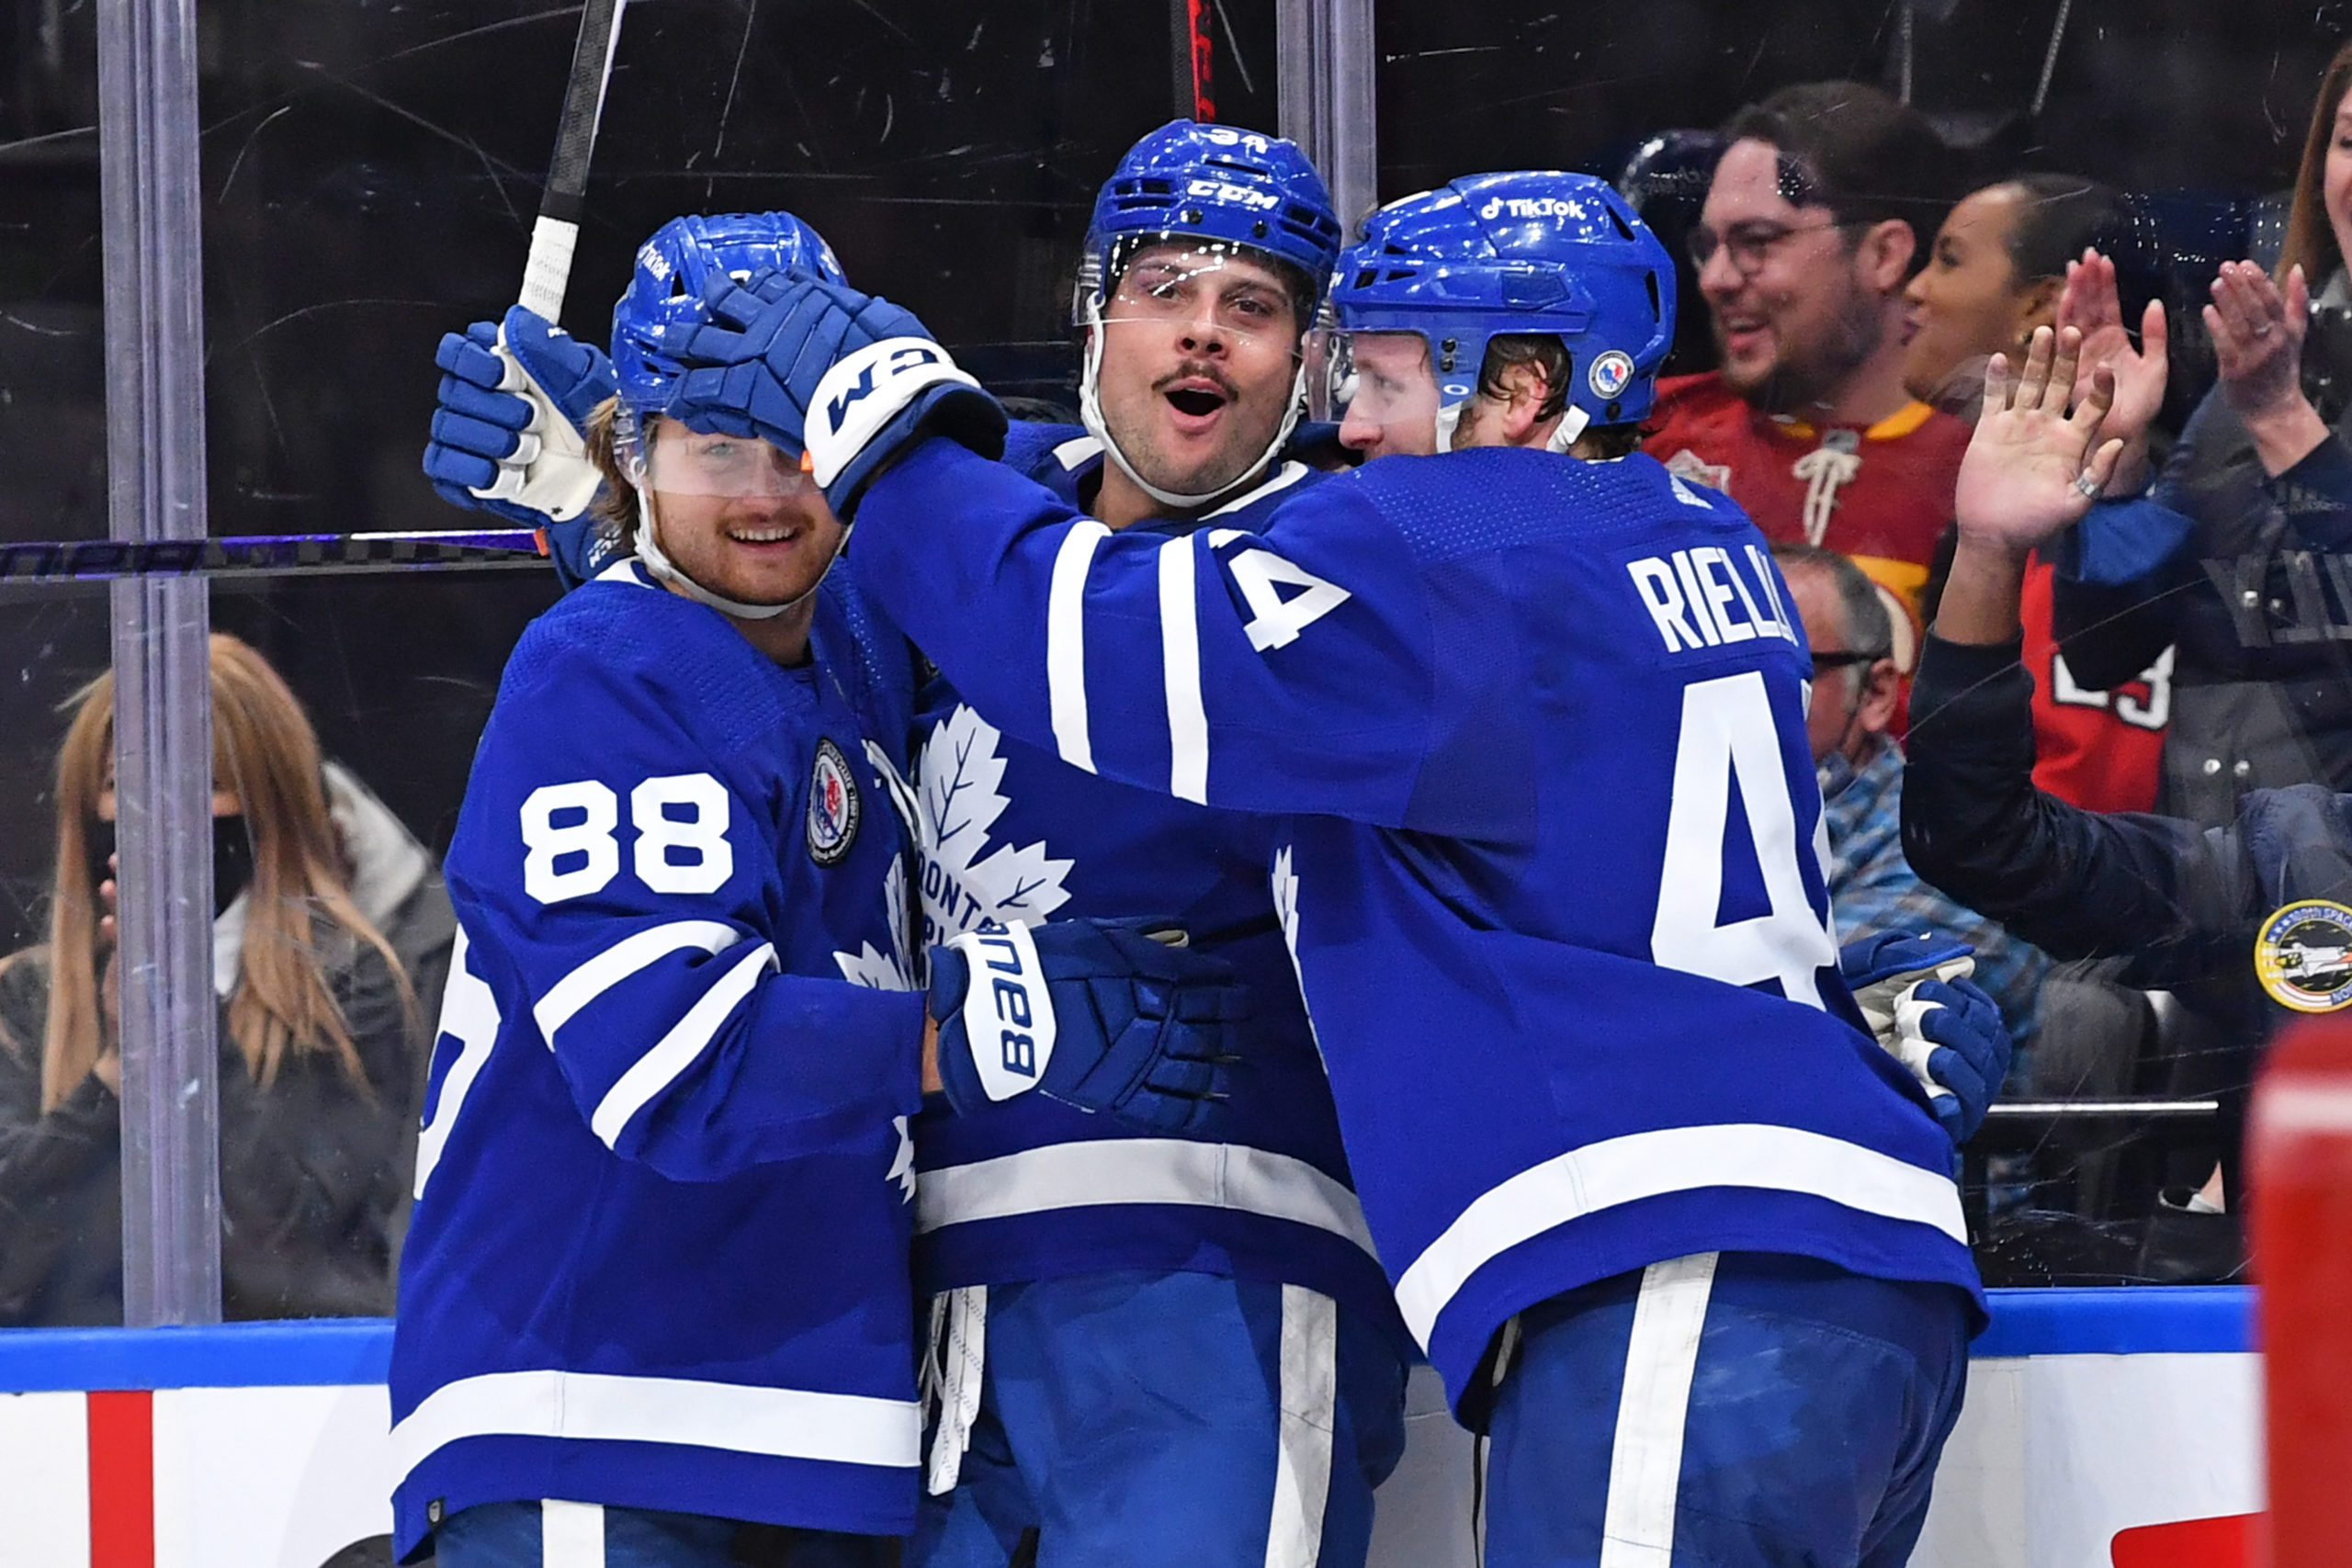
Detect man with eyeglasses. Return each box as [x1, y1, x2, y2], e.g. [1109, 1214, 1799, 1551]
[1646, 81, 1965, 646]
[1773, 540, 2052, 1055]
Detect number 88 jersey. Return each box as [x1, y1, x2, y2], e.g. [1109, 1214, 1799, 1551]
[389, 561, 929, 1556]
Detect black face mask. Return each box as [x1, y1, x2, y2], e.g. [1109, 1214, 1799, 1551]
[84, 816, 257, 919]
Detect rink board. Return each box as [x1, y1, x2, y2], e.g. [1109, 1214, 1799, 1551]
[0, 1288, 2262, 1568]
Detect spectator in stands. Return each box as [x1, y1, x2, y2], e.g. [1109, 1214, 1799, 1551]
[1908, 324, 2289, 1279]
[1775, 541, 2049, 1057]
[1645, 80, 1964, 648]
[1903, 174, 2175, 815]
[0, 634, 435, 1325]
[2050, 37, 2352, 826]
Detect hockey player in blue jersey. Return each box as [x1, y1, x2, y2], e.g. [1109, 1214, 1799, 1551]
[898, 123, 1408, 1568]
[392, 212, 1248, 1568]
[421, 130, 1412, 1568]
[721, 173, 2007, 1568]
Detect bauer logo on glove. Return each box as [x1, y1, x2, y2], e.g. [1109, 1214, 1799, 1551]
[929, 916, 1248, 1134]
[951, 922, 1061, 1101]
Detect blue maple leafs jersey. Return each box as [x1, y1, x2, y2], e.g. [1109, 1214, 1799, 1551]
[389, 562, 928, 1553]
[890, 422, 1399, 1348]
[848, 437, 1984, 1413]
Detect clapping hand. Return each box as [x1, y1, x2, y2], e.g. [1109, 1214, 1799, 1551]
[2206, 259, 2332, 475]
[1953, 324, 2125, 556]
[2056, 249, 2168, 493]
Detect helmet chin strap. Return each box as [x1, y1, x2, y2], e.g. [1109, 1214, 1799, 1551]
[1434, 397, 1589, 455]
[633, 487, 841, 622]
[1076, 297, 1307, 513]
[1544, 404, 1592, 455]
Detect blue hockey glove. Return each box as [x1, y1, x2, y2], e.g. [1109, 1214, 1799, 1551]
[1838, 932, 2009, 1145]
[423, 307, 615, 582]
[1898, 977, 2011, 1146]
[673, 271, 1006, 516]
[929, 919, 1246, 1134]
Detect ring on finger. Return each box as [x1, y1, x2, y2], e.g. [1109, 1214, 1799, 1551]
[2074, 473, 2102, 500]
[2253, 322, 2275, 338]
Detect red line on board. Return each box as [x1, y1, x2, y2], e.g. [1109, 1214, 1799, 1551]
[86, 1390, 154, 1568]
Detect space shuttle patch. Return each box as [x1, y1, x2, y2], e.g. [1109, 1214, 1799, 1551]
[2256, 899, 2352, 1012]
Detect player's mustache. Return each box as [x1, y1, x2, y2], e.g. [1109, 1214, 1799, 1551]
[1153, 361, 1239, 402]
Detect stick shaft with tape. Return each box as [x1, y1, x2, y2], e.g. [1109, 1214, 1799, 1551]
[0, 529, 547, 583]
[517, 0, 627, 322]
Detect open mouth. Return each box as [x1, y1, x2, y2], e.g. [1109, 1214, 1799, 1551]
[1165, 385, 1228, 418]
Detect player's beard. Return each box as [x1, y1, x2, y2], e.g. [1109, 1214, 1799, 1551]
[1104, 357, 1283, 500]
[1724, 284, 1886, 419]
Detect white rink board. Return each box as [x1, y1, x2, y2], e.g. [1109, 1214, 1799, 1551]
[0, 1296, 2267, 1568]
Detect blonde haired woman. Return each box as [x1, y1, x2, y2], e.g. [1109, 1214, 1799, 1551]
[0, 633, 424, 1325]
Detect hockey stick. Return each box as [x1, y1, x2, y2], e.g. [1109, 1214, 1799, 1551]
[518, 0, 628, 322]
[0, 529, 548, 584]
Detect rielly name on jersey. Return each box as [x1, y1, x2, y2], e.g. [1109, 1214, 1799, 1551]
[894, 419, 1407, 1355]
[846, 433, 1985, 1414]
[388, 564, 929, 1555]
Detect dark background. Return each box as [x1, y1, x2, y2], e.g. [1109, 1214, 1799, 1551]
[0, 0, 2345, 946]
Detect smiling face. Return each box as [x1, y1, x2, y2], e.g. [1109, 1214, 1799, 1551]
[639, 419, 845, 610]
[1092, 242, 1306, 501]
[1901, 184, 2042, 403]
[2328, 95, 2352, 270]
[1695, 138, 1888, 414]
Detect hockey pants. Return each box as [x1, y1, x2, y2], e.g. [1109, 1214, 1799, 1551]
[910, 1269, 1408, 1568]
[1484, 1250, 1972, 1568]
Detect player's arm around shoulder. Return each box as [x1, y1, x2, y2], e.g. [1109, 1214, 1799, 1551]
[447, 600, 926, 1184]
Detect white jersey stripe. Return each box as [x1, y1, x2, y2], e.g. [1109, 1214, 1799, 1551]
[390, 1368, 922, 1483]
[1159, 536, 1210, 803]
[1394, 1123, 1965, 1349]
[542, 1501, 605, 1568]
[1263, 1284, 1339, 1568]
[1598, 1253, 1717, 1567]
[1047, 522, 1111, 772]
[588, 940, 777, 1147]
[533, 919, 742, 1044]
[915, 1138, 1378, 1259]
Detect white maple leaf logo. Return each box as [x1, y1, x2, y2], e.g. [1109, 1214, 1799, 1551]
[887, 1114, 915, 1201]
[1271, 844, 1324, 1065]
[833, 750, 921, 995]
[917, 704, 1074, 944]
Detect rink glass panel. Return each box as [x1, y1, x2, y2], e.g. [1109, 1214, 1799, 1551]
[0, 0, 1273, 1324]
[6, 0, 2337, 1319]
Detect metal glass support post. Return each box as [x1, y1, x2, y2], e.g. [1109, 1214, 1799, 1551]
[1276, 0, 1376, 234]
[97, 0, 220, 1326]
[1278, 0, 1374, 419]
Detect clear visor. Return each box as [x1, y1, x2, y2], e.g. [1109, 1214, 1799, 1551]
[633, 415, 815, 500]
[1329, 330, 1449, 446]
[1088, 240, 1304, 350]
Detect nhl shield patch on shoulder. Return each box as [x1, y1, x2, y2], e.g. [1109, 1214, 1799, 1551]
[807, 737, 863, 867]
[2256, 899, 2352, 1012]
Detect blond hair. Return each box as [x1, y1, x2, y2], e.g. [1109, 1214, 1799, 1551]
[9, 634, 413, 1111]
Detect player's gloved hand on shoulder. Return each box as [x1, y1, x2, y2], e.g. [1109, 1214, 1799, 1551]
[928, 917, 1246, 1134]
[423, 307, 615, 581]
[1839, 931, 2012, 1146]
[678, 271, 1006, 517]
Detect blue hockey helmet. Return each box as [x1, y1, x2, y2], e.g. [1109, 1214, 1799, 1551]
[1076, 122, 1344, 510]
[606, 211, 850, 622]
[610, 210, 848, 424]
[1079, 120, 1345, 321]
[1330, 172, 1675, 450]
